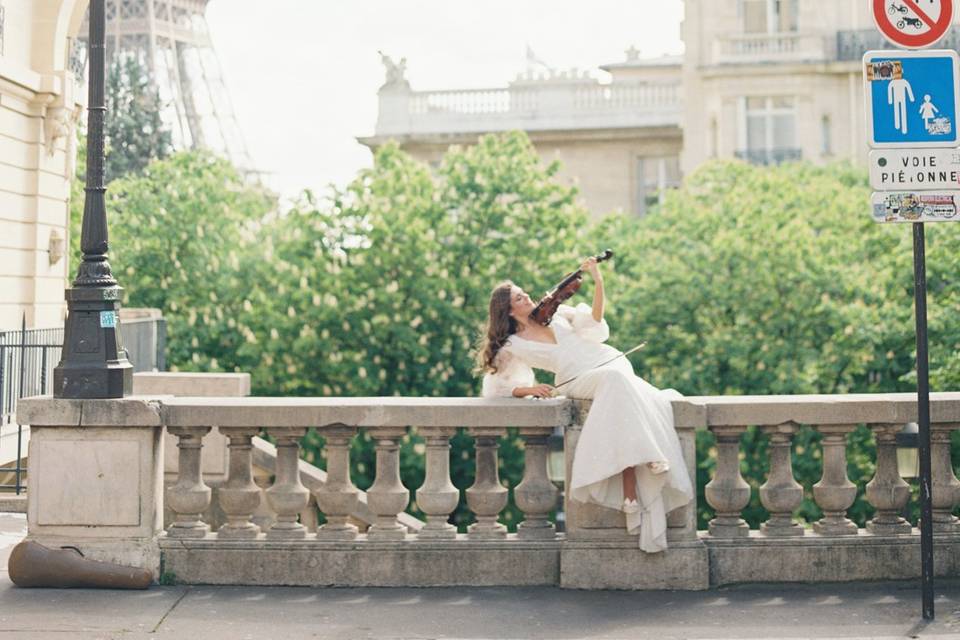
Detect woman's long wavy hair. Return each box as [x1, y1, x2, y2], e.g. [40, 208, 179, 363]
[474, 280, 519, 375]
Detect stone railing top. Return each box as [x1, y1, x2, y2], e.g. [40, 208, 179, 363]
[684, 392, 960, 427]
[19, 392, 960, 430]
[159, 396, 574, 428]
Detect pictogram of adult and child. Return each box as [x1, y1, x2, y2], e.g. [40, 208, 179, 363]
[886, 71, 951, 135]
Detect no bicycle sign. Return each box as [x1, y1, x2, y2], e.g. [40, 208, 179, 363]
[873, 0, 955, 49]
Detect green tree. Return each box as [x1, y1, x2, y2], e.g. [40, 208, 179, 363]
[104, 56, 172, 181]
[588, 160, 924, 528]
[105, 151, 275, 370]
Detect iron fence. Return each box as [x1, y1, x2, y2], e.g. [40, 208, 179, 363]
[0, 318, 63, 494]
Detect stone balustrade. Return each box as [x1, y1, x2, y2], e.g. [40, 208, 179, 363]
[372, 80, 681, 138]
[711, 32, 835, 65]
[16, 392, 960, 589]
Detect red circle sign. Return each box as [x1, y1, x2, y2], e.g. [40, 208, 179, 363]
[873, 0, 955, 49]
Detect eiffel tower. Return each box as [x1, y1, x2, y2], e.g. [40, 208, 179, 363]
[76, 0, 255, 172]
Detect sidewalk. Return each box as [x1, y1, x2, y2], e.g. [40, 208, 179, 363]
[3, 514, 960, 639]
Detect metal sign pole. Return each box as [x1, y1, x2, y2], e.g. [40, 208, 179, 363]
[912, 220, 934, 620]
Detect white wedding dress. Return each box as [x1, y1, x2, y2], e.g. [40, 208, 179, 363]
[481, 303, 693, 553]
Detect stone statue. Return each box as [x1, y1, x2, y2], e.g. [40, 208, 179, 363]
[378, 50, 409, 91]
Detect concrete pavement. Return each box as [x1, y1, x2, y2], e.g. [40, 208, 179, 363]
[4, 513, 960, 639]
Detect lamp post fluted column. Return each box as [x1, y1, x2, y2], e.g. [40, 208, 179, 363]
[53, 0, 133, 398]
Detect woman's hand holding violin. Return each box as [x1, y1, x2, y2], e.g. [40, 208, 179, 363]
[580, 256, 602, 281]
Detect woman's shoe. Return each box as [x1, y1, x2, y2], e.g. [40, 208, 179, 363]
[648, 461, 670, 475]
[622, 498, 640, 514]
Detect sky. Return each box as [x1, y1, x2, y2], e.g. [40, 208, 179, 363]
[204, 0, 685, 201]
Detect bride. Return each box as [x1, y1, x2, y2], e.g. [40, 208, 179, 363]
[475, 256, 693, 553]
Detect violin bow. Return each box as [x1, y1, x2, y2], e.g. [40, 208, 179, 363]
[552, 341, 647, 391]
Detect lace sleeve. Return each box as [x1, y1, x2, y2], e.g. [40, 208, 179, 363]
[481, 347, 535, 398]
[560, 302, 610, 343]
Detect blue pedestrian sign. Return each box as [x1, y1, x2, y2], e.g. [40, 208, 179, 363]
[863, 49, 960, 148]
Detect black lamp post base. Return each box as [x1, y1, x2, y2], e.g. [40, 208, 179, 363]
[53, 286, 133, 399]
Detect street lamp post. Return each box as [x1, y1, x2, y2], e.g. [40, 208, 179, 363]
[53, 0, 132, 399]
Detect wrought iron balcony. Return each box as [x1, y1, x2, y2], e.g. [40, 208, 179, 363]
[734, 148, 803, 165]
[836, 29, 960, 62]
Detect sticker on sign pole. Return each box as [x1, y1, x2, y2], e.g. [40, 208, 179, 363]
[871, 190, 960, 222]
[863, 49, 959, 148]
[873, 0, 954, 49]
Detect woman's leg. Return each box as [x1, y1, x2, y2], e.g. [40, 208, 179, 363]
[622, 466, 638, 501]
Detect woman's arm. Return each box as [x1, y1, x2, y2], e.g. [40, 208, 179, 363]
[581, 256, 605, 322]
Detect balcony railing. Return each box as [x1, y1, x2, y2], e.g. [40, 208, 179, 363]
[373, 80, 681, 138]
[735, 147, 802, 165]
[836, 29, 960, 62]
[711, 32, 834, 65]
[17, 392, 960, 589]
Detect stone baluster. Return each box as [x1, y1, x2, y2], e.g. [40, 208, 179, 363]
[365, 428, 410, 540]
[414, 427, 459, 539]
[931, 423, 960, 533]
[217, 427, 262, 539]
[166, 426, 213, 538]
[314, 425, 360, 540]
[865, 423, 911, 535]
[515, 427, 559, 539]
[264, 427, 310, 539]
[705, 425, 751, 537]
[466, 428, 509, 538]
[812, 424, 858, 535]
[759, 422, 804, 536]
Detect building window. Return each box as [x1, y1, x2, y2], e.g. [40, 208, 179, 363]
[821, 115, 832, 156]
[736, 96, 801, 165]
[740, 0, 798, 34]
[635, 156, 681, 216]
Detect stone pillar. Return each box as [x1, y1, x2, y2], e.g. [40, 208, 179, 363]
[264, 427, 310, 539]
[18, 398, 164, 574]
[365, 428, 410, 540]
[414, 427, 459, 539]
[705, 425, 750, 537]
[466, 428, 508, 539]
[759, 422, 803, 537]
[931, 423, 960, 533]
[515, 427, 559, 540]
[314, 426, 359, 540]
[812, 424, 858, 535]
[865, 423, 911, 535]
[218, 427, 262, 539]
[166, 426, 213, 538]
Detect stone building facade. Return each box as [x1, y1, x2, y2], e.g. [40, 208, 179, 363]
[362, 1, 947, 218]
[0, 0, 87, 330]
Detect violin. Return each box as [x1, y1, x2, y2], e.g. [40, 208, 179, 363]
[530, 249, 613, 326]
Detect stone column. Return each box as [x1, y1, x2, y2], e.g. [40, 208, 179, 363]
[314, 426, 359, 540]
[264, 427, 310, 539]
[414, 427, 459, 539]
[759, 422, 803, 536]
[217, 427, 262, 539]
[812, 424, 858, 535]
[466, 428, 509, 539]
[931, 423, 960, 533]
[365, 428, 410, 540]
[166, 426, 213, 538]
[865, 423, 911, 535]
[515, 427, 559, 540]
[705, 425, 751, 537]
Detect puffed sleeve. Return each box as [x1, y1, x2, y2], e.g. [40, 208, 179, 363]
[481, 346, 535, 398]
[558, 302, 610, 343]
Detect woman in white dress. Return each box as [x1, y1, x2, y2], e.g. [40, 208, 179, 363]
[475, 256, 693, 553]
